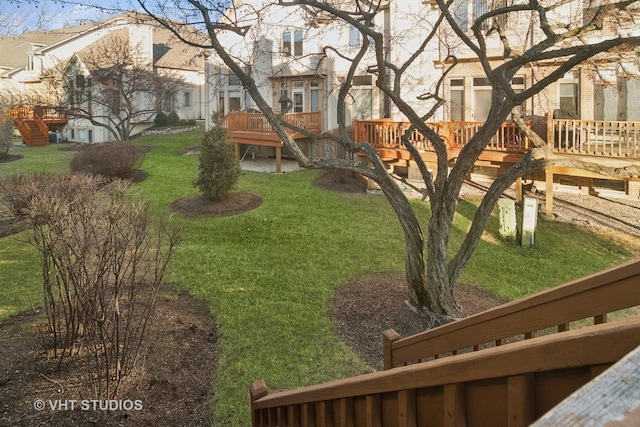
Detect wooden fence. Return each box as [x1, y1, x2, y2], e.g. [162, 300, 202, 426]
[250, 259, 640, 426]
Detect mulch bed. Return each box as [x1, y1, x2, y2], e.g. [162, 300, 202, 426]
[330, 272, 504, 370]
[170, 193, 263, 217]
[0, 288, 217, 427]
[0, 154, 23, 163]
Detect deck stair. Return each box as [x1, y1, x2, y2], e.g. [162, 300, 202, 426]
[250, 259, 640, 426]
[9, 106, 67, 147]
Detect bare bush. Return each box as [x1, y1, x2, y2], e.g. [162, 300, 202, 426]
[70, 142, 146, 181]
[17, 173, 180, 399]
[0, 173, 59, 219]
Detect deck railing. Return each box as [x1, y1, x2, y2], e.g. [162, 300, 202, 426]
[8, 106, 65, 121]
[548, 117, 640, 158]
[250, 259, 640, 426]
[355, 117, 640, 161]
[353, 119, 532, 153]
[384, 258, 640, 369]
[222, 111, 322, 135]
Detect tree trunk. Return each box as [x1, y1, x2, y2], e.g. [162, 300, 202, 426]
[374, 172, 430, 311]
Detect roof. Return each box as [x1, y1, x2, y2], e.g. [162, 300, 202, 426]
[0, 12, 205, 77]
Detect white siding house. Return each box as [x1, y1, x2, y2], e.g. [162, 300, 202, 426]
[1, 13, 206, 144]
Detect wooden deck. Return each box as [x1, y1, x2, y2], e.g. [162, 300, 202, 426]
[250, 259, 640, 426]
[8, 106, 67, 147]
[354, 116, 640, 211]
[354, 116, 640, 163]
[222, 111, 322, 172]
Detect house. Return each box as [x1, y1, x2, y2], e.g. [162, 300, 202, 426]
[1, 13, 207, 145]
[205, 0, 639, 199]
[205, 0, 442, 135]
[434, 0, 640, 199]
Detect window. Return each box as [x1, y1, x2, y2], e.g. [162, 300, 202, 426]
[559, 82, 579, 118]
[452, 0, 469, 31]
[594, 78, 629, 121]
[292, 82, 304, 113]
[511, 76, 525, 118]
[450, 78, 465, 121]
[228, 70, 241, 86]
[162, 92, 174, 112]
[283, 30, 304, 56]
[184, 91, 191, 107]
[68, 80, 75, 107]
[349, 24, 361, 46]
[218, 91, 225, 116]
[283, 32, 292, 56]
[493, 0, 508, 28]
[228, 91, 241, 111]
[279, 88, 289, 111]
[310, 81, 320, 112]
[473, 77, 492, 122]
[353, 75, 373, 86]
[473, 0, 487, 22]
[453, 0, 509, 31]
[294, 30, 303, 56]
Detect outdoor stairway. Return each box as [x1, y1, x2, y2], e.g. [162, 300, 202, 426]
[8, 106, 67, 147]
[250, 258, 640, 426]
[21, 119, 49, 147]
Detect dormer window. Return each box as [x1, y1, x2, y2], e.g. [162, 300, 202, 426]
[283, 30, 304, 56]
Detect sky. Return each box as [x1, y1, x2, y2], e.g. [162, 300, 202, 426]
[0, 0, 128, 35]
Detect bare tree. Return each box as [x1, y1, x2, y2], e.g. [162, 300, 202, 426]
[41, 33, 186, 142]
[137, 0, 640, 326]
[0, 1, 57, 35]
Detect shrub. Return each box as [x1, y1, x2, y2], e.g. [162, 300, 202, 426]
[0, 173, 86, 219]
[167, 111, 180, 126]
[19, 174, 180, 398]
[193, 124, 241, 201]
[70, 142, 145, 180]
[0, 117, 14, 158]
[154, 111, 167, 126]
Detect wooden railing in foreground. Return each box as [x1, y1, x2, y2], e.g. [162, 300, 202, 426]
[250, 259, 640, 426]
[384, 258, 640, 369]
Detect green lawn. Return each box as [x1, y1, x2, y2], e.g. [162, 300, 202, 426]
[0, 128, 635, 425]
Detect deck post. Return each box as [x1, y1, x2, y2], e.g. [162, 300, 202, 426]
[275, 146, 282, 173]
[545, 169, 554, 218]
[383, 329, 401, 370]
[250, 380, 269, 427]
[508, 374, 536, 427]
[515, 177, 523, 202]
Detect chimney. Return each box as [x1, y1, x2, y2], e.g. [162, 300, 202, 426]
[128, 23, 154, 68]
